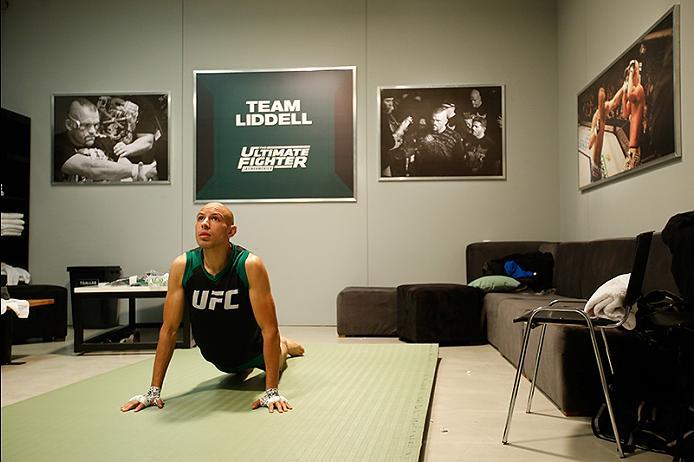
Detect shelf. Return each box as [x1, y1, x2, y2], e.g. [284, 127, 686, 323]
[1, 196, 27, 202]
[1, 154, 29, 164]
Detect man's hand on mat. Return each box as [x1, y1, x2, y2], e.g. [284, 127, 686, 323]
[251, 388, 292, 413]
[120, 386, 164, 412]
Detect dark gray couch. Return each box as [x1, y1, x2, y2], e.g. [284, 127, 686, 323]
[466, 233, 678, 416]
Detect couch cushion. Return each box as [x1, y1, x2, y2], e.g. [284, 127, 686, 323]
[483, 293, 558, 369]
[554, 242, 587, 298]
[554, 234, 678, 300]
[555, 238, 638, 299]
[580, 238, 637, 299]
[469, 275, 521, 292]
[483, 292, 641, 416]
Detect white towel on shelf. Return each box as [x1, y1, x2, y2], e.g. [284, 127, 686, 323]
[1, 262, 31, 286]
[1, 298, 30, 318]
[584, 273, 636, 330]
[1, 224, 24, 236]
[1, 219, 25, 226]
[1, 213, 24, 220]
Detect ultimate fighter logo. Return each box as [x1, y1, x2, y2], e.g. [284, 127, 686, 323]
[237, 145, 310, 172]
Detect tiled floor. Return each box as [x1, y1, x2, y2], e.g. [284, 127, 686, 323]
[1, 326, 668, 461]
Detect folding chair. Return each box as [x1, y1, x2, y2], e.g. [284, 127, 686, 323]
[501, 231, 653, 458]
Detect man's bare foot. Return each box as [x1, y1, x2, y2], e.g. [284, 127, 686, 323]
[283, 337, 305, 357]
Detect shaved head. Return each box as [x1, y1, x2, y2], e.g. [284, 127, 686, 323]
[199, 202, 234, 225]
[68, 98, 98, 118]
[470, 89, 482, 108]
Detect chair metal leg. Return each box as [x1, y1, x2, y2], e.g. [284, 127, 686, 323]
[526, 324, 546, 413]
[600, 329, 616, 376]
[586, 320, 625, 458]
[502, 319, 535, 444]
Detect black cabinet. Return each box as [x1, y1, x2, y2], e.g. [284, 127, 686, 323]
[1, 108, 31, 271]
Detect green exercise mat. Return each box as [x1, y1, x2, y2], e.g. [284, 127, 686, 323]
[2, 343, 438, 461]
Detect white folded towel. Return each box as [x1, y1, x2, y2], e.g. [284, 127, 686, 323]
[1, 224, 24, 236]
[1, 213, 24, 220]
[1, 262, 31, 286]
[1, 298, 30, 318]
[1, 219, 25, 226]
[584, 273, 636, 330]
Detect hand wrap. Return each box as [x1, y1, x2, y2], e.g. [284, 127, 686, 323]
[259, 388, 287, 407]
[129, 386, 161, 407]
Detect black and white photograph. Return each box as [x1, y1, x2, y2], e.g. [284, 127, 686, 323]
[577, 6, 680, 190]
[52, 93, 170, 184]
[379, 85, 505, 180]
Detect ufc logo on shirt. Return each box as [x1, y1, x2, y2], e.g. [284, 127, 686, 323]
[192, 290, 239, 310]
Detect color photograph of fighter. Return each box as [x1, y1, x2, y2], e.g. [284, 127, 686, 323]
[577, 7, 679, 190]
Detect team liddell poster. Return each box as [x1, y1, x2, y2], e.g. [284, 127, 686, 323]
[194, 67, 355, 202]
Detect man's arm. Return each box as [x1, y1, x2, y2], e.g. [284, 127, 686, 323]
[150, 254, 186, 388]
[62, 154, 138, 181]
[114, 133, 155, 159]
[391, 116, 413, 150]
[605, 86, 624, 115]
[588, 110, 598, 150]
[246, 254, 282, 390]
[245, 254, 291, 413]
[622, 76, 631, 119]
[121, 254, 186, 412]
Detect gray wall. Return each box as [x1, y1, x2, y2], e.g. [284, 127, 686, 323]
[15, 0, 683, 326]
[1, 0, 184, 322]
[557, 0, 694, 240]
[366, 0, 559, 287]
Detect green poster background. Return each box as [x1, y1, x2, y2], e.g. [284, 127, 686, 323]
[195, 68, 355, 201]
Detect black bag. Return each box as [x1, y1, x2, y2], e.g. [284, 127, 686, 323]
[592, 214, 694, 460]
[591, 290, 694, 460]
[661, 211, 694, 310]
[482, 251, 554, 292]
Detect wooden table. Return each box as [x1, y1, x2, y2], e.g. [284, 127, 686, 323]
[72, 284, 193, 353]
[27, 298, 55, 307]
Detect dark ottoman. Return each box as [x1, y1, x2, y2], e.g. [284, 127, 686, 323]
[397, 284, 485, 344]
[337, 287, 397, 336]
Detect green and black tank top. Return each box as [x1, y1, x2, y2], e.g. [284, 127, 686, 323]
[182, 244, 263, 369]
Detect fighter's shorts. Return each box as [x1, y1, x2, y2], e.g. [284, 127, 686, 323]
[215, 353, 266, 374]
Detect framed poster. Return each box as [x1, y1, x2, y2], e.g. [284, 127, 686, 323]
[52, 93, 169, 184]
[379, 84, 505, 181]
[194, 67, 356, 202]
[577, 6, 681, 190]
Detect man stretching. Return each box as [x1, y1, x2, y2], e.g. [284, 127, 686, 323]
[121, 202, 304, 414]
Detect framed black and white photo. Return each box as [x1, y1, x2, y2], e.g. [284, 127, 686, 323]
[52, 93, 170, 184]
[577, 6, 681, 190]
[379, 84, 505, 181]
